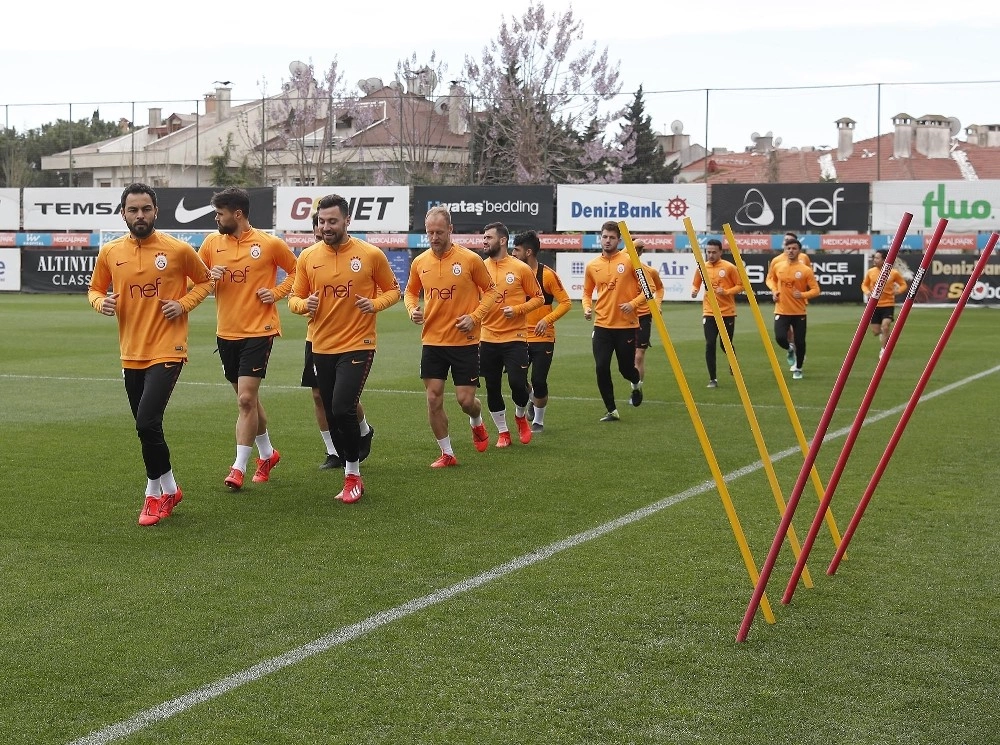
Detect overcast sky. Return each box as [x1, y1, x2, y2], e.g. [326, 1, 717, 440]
[4, 0, 999, 153]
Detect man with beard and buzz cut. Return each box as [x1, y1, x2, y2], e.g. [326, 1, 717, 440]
[87, 183, 212, 526]
[199, 187, 298, 492]
[404, 206, 501, 468]
[289, 193, 401, 505]
[479, 222, 543, 448]
[582, 220, 646, 422]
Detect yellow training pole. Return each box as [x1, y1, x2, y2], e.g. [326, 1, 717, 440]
[618, 220, 775, 625]
[685, 223, 814, 589]
[721, 224, 844, 551]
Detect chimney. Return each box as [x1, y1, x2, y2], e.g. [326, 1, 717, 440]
[204, 92, 217, 116]
[216, 86, 232, 121]
[836, 117, 855, 161]
[915, 114, 950, 158]
[148, 107, 162, 131]
[893, 113, 914, 158]
[969, 123, 1000, 148]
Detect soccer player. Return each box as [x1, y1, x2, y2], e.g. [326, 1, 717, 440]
[300, 211, 374, 469]
[511, 230, 571, 433]
[480, 222, 543, 447]
[582, 221, 646, 421]
[87, 183, 212, 526]
[691, 238, 744, 388]
[199, 187, 297, 491]
[288, 194, 401, 503]
[633, 240, 664, 388]
[766, 237, 820, 380]
[404, 206, 500, 467]
[770, 232, 813, 368]
[861, 249, 908, 358]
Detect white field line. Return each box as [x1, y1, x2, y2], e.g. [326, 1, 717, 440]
[57, 363, 1000, 744]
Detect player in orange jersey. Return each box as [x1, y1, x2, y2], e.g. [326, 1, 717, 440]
[861, 249, 908, 358]
[766, 238, 820, 380]
[691, 238, 744, 388]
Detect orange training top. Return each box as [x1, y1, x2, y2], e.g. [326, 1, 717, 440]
[403, 243, 500, 346]
[861, 266, 907, 307]
[88, 231, 212, 368]
[581, 251, 647, 329]
[199, 227, 297, 339]
[288, 236, 401, 354]
[635, 263, 665, 317]
[692, 259, 743, 316]
[766, 258, 821, 315]
[524, 263, 571, 342]
[481, 254, 544, 343]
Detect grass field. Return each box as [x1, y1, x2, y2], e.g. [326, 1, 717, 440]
[1, 293, 998, 745]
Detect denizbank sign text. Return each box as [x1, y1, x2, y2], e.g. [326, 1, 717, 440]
[556, 184, 707, 231]
[872, 180, 1000, 232]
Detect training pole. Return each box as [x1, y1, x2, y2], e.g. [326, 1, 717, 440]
[618, 221, 775, 625]
[723, 224, 844, 551]
[828, 232, 998, 574]
[685, 220, 814, 589]
[736, 212, 912, 642]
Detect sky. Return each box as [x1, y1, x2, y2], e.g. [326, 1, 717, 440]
[3, 0, 1000, 154]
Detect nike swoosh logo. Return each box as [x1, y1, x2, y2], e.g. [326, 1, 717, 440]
[351, 359, 364, 365]
[313, 265, 324, 270]
[422, 269, 431, 274]
[164, 363, 177, 368]
[252, 367, 263, 372]
[116, 261, 128, 266]
[174, 198, 216, 223]
[216, 248, 225, 253]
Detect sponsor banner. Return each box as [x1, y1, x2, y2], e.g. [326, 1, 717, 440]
[554, 252, 701, 302]
[23, 188, 122, 230]
[711, 183, 870, 232]
[0, 233, 17, 247]
[821, 234, 871, 251]
[0, 248, 21, 291]
[412, 185, 555, 233]
[284, 233, 319, 249]
[97, 230, 211, 248]
[20, 248, 98, 293]
[872, 181, 1000, 232]
[931, 233, 977, 250]
[276, 187, 409, 232]
[737, 253, 865, 303]
[364, 233, 411, 249]
[556, 184, 708, 232]
[0, 188, 19, 230]
[895, 253, 1000, 304]
[152, 188, 274, 230]
[386, 250, 413, 292]
[539, 234, 583, 250]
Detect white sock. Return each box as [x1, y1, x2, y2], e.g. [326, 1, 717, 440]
[345, 460, 360, 476]
[533, 405, 546, 425]
[320, 430, 337, 456]
[470, 414, 483, 427]
[359, 417, 371, 437]
[632, 380, 642, 390]
[514, 405, 527, 418]
[233, 444, 253, 472]
[255, 431, 274, 460]
[437, 436, 454, 456]
[146, 478, 160, 497]
[160, 470, 177, 494]
[491, 410, 508, 433]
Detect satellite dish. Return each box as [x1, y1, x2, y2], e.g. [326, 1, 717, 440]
[948, 117, 962, 137]
[765, 130, 773, 138]
[670, 119, 684, 135]
[434, 97, 450, 116]
[387, 81, 402, 92]
[750, 131, 760, 142]
[774, 136, 783, 147]
[289, 61, 309, 78]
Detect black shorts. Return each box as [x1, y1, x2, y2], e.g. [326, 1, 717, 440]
[527, 341, 555, 397]
[301, 341, 318, 388]
[870, 306, 895, 325]
[420, 345, 480, 387]
[636, 315, 652, 349]
[217, 336, 275, 384]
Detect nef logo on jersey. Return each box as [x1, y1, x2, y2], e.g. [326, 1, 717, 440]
[154, 253, 168, 270]
[323, 281, 353, 298]
[505, 272, 516, 285]
[249, 244, 262, 260]
[350, 257, 362, 273]
[452, 263, 463, 276]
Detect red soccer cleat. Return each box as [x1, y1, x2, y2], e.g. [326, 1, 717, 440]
[335, 474, 365, 504]
[430, 453, 458, 468]
[158, 486, 183, 518]
[514, 415, 532, 444]
[138, 496, 163, 526]
[224, 468, 244, 491]
[253, 449, 281, 483]
[472, 423, 489, 452]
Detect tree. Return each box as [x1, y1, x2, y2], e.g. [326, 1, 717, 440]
[620, 86, 679, 184]
[209, 133, 261, 187]
[1, 112, 120, 186]
[463, 1, 632, 184]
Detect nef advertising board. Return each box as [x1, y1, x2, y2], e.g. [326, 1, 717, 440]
[556, 184, 708, 232]
[412, 186, 555, 232]
[154, 188, 274, 230]
[23, 188, 123, 230]
[0, 188, 19, 230]
[276, 187, 409, 232]
[872, 181, 1000, 232]
[711, 183, 870, 232]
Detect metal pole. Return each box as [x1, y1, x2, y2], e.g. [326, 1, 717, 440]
[195, 98, 200, 188]
[876, 83, 881, 184]
[68, 102, 73, 187]
[131, 101, 136, 181]
[704, 89, 709, 183]
[261, 94, 266, 185]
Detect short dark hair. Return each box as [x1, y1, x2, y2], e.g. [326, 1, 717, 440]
[513, 230, 541, 255]
[601, 221, 620, 237]
[786, 238, 802, 250]
[311, 211, 319, 228]
[483, 221, 509, 243]
[120, 183, 156, 210]
[784, 232, 798, 241]
[317, 193, 350, 217]
[706, 238, 723, 249]
[211, 187, 251, 217]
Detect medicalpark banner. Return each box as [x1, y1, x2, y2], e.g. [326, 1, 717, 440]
[0, 188, 19, 230]
[872, 181, 1000, 233]
[556, 184, 708, 232]
[412, 185, 555, 233]
[275, 187, 410, 232]
[711, 183, 870, 232]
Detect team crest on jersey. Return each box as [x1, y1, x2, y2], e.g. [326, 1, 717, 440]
[505, 272, 516, 285]
[452, 263, 462, 276]
[718, 269, 727, 277]
[154, 252, 168, 270]
[350, 256, 362, 273]
[795, 271, 802, 279]
[249, 243, 262, 260]
[616, 264, 625, 274]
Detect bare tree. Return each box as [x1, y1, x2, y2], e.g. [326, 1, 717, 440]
[463, 1, 632, 184]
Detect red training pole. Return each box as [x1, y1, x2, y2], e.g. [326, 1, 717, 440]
[782, 219, 946, 597]
[828, 232, 998, 573]
[735, 212, 912, 642]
